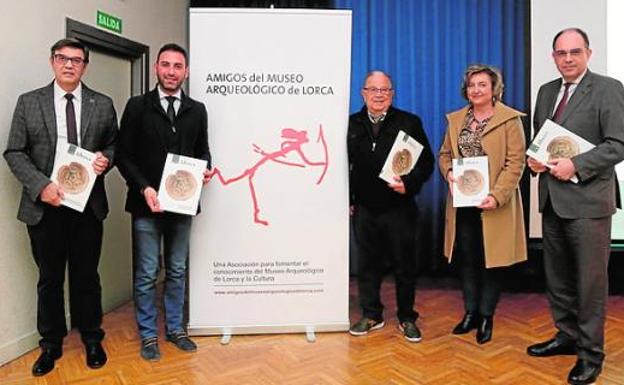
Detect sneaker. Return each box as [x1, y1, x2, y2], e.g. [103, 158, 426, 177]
[349, 317, 385, 336]
[166, 331, 197, 352]
[140, 337, 161, 362]
[399, 321, 422, 343]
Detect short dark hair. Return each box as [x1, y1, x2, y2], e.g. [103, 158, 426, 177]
[50, 38, 89, 63]
[157, 43, 188, 65]
[552, 28, 590, 50]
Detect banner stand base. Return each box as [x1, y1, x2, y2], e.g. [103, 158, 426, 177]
[220, 328, 232, 345]
[305, 326, 316, 343]
[188, 322, 349, 337]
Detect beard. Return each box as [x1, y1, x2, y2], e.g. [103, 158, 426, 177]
[157, 75, 184, 93]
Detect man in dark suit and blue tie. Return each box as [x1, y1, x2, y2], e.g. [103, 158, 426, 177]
[526, 28, 624, 385]
[4, 38, 117, 376]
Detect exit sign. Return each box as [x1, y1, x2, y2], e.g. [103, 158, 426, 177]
[97, 10, 122, 34]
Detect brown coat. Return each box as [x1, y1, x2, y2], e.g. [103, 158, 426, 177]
[438, 102, 527, 268]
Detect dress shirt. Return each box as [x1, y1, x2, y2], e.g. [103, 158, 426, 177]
[158, 86, 181, 115]
[54, 81, 82, 146]
[551, 69, 587, 117]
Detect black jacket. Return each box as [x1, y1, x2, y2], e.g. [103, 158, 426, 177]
[348, 106, 434, 211]
[117, 88, 211, 216]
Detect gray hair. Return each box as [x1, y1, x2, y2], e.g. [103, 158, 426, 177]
[362, 70, 393, 89]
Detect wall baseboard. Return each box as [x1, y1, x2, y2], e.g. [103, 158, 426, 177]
[0, 331, 39, 367]
[0, 313, 74, 366]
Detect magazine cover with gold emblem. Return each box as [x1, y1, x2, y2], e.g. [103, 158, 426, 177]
[526, 119, 595, 183]
[51, 142, 97, 212]
[158, 153, 208, 215]
[379, 130, 424, 184]
[452, 156, 489, 207]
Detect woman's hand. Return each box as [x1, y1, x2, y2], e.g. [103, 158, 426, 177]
[446, 170, 454, 196]
[478, 195, 498, 210]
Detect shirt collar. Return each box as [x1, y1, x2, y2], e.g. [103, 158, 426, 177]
[54, 81, 82, 103]
[158, 85, 182, 101]
[562, 69, 588, 86]
[367, 110, 387, 124]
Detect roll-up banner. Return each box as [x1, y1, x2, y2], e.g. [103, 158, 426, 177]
[188, 8, 352, 335]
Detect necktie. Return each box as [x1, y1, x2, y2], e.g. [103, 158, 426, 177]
[65, 93, 78, 145]
[552, 83, 572, 123]
[166, 96, 176, 123]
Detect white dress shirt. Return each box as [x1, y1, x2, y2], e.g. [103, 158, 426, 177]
[158, 86, 181, 115]
[552, 69, 587, 116]
[54, 81, 82, 146]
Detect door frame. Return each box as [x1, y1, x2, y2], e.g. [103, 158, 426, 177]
[66, 18, 149, 95]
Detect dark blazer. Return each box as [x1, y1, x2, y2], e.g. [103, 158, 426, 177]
[348, 105, 434, 211]
[4, 82, 117, 225]
[533, 70, 624, 218]
[116, 88, 211, 216]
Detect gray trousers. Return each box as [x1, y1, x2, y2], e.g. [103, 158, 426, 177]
[542, 200, 611, 365]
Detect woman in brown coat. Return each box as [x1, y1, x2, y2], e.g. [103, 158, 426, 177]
[438, 64, 527, 344]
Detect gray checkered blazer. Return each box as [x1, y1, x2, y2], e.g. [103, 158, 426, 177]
[4, 82, 117, 225]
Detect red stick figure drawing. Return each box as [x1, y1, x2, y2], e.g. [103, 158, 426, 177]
[207, 125, 329, 226]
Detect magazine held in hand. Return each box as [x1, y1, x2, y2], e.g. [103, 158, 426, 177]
[157, 153, 207, 215]
[452, 156, 489, 207]
[51, 142, 97, 212]
[379, 130, 424, 184]
[526, 119, 595, 183]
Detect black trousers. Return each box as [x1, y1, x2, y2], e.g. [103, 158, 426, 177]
[542, 200, 611, 365]
[353, 204, 419, 323]
[454, 207, 503, 317]
[27, 206, 105, 351]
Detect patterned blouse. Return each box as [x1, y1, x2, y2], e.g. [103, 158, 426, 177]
[457, 108, 491, 158]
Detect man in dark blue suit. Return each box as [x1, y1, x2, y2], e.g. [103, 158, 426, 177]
[117, 43, 211, 362]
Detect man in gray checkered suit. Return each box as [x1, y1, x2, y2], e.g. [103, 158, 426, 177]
[4, 38, 117, 377]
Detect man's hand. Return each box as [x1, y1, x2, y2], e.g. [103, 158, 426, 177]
[446, 170, 454, 196]
[547, 158, 576, 181]
[40, 182, 64, 207]
[527, 157, 547, 173]
[92, 152, 110, 175]
[478, 195, 498, 210]
[203, 168, 212, 185]
[388, 176, 406, 194]
[143, 187, 163, 213]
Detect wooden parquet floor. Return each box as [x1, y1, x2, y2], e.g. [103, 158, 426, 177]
[2, 279, 624, 385]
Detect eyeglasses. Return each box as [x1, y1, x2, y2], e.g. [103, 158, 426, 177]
[553, 48, 585, 59]
[363, 87, 393, 95]
[53, 54, 87, 66]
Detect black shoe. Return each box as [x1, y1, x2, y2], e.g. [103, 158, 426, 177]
[527, 338, 576, 357]
[32, 349, 62, 377]
[567, 359, 602, 385]
[166, 331, 197, 352]
[140, 337, 161, 362]
[476, 316, 493, 344]
[85, 342, 107, 369]
[452, 312, 479, 335]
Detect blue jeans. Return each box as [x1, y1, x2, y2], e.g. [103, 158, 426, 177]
[132, 214, 192, 340]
